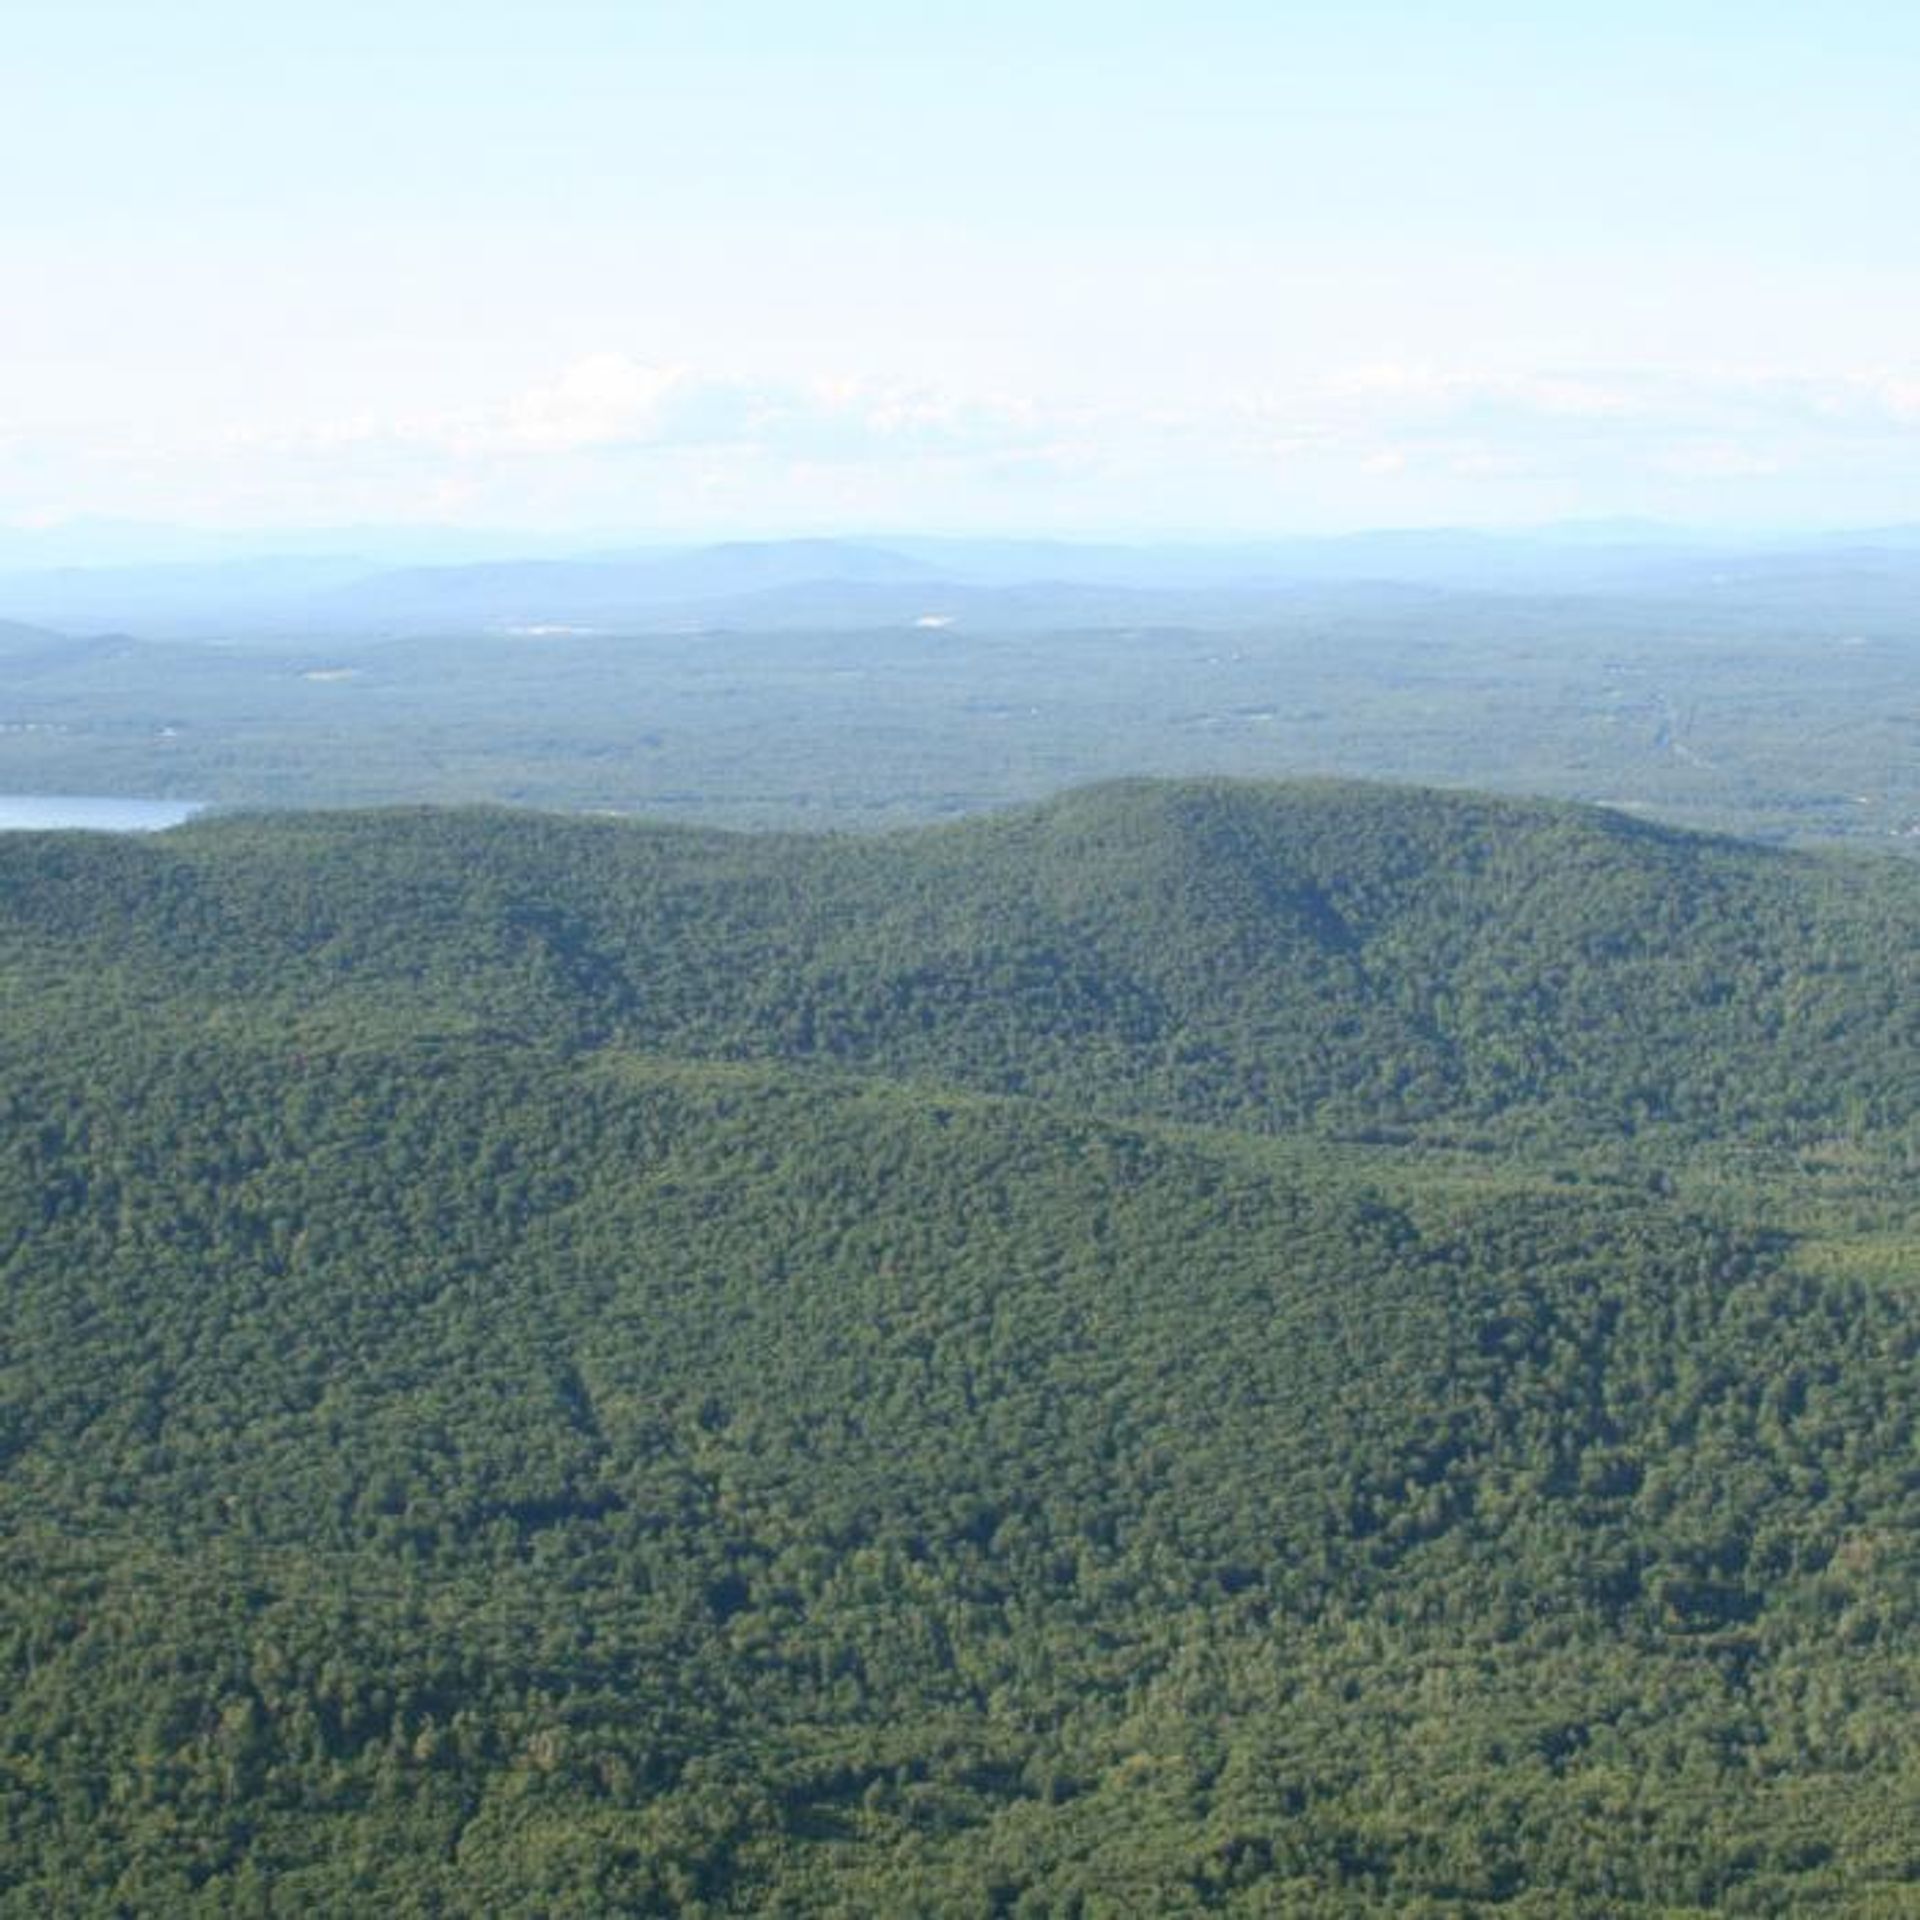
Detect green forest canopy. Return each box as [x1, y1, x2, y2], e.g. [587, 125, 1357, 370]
[3, 778, 1919, 1913]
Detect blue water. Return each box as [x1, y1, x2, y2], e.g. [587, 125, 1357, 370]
[0, 795, 205, 832]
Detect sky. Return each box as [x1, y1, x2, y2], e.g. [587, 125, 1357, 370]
[6, 0, 1920, 542]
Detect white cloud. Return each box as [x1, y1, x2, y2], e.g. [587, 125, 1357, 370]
[493, 354, 694, 452]
[1870, 376, 1920, 422]
[7, 353, 1920, 533]
[1653, 441, 1786, 480]
[1309, 366, 1642, 422]
[415, 356, 1059, 465]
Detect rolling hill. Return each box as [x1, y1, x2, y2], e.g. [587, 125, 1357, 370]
[3, 779, 1919, 1912]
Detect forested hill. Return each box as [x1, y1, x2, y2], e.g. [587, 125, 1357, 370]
[6, 780, 1920, 1913]
[6, 776, 1917, 1148]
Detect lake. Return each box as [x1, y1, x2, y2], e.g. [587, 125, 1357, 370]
[0, 795, 206, 832]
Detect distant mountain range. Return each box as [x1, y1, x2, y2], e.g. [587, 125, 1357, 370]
[7, 525, 1920, 638]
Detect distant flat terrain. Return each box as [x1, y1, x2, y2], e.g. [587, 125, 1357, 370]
[1, 534, 1917, 846]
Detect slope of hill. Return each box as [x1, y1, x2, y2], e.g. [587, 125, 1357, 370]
[0, 618, 94, 666]
[7, 778, 1916, 1148]
[4, 780, 1920, 1912]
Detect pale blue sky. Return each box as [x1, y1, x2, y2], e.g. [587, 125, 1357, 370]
[7, 1, 1920, 536]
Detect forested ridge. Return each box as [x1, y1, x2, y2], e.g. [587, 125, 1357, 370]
[4, 778, 1920, 1913]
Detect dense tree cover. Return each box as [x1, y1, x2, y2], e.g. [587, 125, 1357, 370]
[7, 577, 1920, 849]
[5, 779, 1919, 1148]
[4, 779, 1920, 1912]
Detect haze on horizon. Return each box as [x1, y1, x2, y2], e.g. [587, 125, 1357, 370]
[7, 0, 1920, 543]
